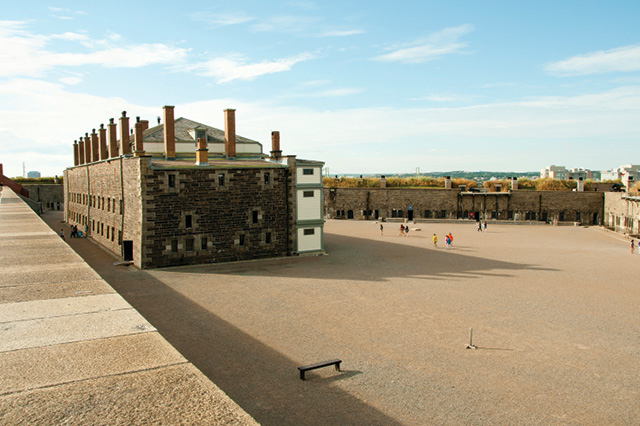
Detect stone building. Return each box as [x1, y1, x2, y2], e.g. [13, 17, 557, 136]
[325, 183, 604, 225]
[64, 106, 324, 269]
[604, 192, 640, 236]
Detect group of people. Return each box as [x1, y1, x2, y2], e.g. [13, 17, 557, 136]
[432, 233, 454, 248]
[477, 221, 487, 232]
[398, 224, 410, 237]
[632, 239, 640, 254]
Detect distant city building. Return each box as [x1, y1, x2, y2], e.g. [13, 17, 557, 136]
[540, 165, 598, 181]
[601, 164, 640, 189]
[27, 171, 41, 178]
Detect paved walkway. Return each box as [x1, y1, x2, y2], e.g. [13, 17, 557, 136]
[0, 188, 257, 426]
[44, 210, 640, 425]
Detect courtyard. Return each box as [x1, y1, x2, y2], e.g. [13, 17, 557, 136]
[47, 214, 640, 425]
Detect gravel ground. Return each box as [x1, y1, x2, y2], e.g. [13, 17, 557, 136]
[45, 213, 640, 426]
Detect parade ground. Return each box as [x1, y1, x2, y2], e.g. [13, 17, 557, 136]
[47, 214, 640, 426]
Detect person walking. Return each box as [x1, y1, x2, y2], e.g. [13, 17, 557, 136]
[399, 224, 405, 236]
[483, 221, 487, 231]
[445, 234, 450, 248]
[379, 223, 384, 236]
[405, 225, 410, 237]
[448, 233, 453, 247]
[433, 234, 438, 248]
[632, 239, 635, 254]
[477, 222, 482, 232]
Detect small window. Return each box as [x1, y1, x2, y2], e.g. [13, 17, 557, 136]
[303, 168, 314, 175]
[264, 172, 270, 185]
[218, 173, 225, 187]
[239, 234, 245, 246]
[252, 211, 259, 224]
[201, 237, 208, 250]
[168, 174, 176, 188]
[185, 215, 192, 228]
[107, 226, 110, 240]
[171, 239, 178, 253]
[266, 232, 271, 244]
[186, 238, 194, 252]
[118, 231, 122, 245]
[111, 227, 115, 242]
[102, 197, 105, 209]
[304, 228, 315, 236]
[107, 198, 110, 212]
[92, 220, 95, 231]
[101, 223, 104, 235]
[120, 200, 123, 215]
[303, 191, 314, 198]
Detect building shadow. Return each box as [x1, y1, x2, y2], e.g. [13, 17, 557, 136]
[165, 233, 558, 283]
[42, 213, 402, 426]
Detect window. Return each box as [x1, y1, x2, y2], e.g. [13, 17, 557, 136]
[111, 227, 115, 242]
[107, 198, 110, 212]
[576, 212, 581, 221]
[102, 197, 105, 209]
[303, 168, 314, 175]
[424, 210, 432, 218]
[201, 237, 208, 250]
[186, 238, 194, 252]
[304, 228, 315, 236]
[107, 227, 110, 239]
[264, 172, 270, 185]
[168, 174, 176, 188]
[239, 234, 245, 246]
[120, 200, 123, 215]
[185, 215, 192, 228]
[303, 191, 314, 198]
[100, 223, 104, 236]
[441, 210, 446, 219]
[265, 232, 271, 244]
[171, 239, 178, 253]
[218, 173, 225, 187]
[252, 211, 259, 224]
[92, 220, 95, 231]
[118, 231, 122, 245]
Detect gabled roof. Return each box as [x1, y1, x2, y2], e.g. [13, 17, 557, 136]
[143, 117, 261, 145]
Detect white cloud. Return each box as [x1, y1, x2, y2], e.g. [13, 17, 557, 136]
[2, 76, 640, 176]
[282, 87, 363, 98]
[318, 29, 365, 37]
[374, 24, 473, 63]
[188, 11, 255, 26]
[0, 21, 188, 77]
[59, 76, 83, 85]
[546, 44, 640, 76]
[251, 15, 321, 33]
[185, 52, 315, 83]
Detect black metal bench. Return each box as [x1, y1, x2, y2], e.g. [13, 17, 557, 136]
[298, 359, 342, 380]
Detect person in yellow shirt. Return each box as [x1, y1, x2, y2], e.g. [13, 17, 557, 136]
[432, 234, 438, 248]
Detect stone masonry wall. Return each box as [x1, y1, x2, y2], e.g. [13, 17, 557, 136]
[141, 166, 289, 268]
[324, 188, 604, 224]
[604, 192, 640, 235]
[64, 158, 143, 264]
[22, 184, 64, 212]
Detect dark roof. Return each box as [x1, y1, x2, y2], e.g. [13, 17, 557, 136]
[143, 118, 261, 145]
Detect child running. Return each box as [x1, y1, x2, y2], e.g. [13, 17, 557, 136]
[399, 224, 405, 236]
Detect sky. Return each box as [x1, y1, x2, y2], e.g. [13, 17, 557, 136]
[1, 1, 640, 177]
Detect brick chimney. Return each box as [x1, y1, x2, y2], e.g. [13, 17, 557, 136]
[224, 108, 236, 159]
[84, 133, 91, 163]
[99, 124, 108, 160]
[163, 106, 176, 160]
[444, 176, 452, 189]
[196, 137, 209, 166]
[107, 118, 118, 158]
[133, 117, 147, 157]
[577, 177, 584, 192]
[270, 131, 282, 160]
[78, 137, 85, 164]
[119, 111, 131, 155]
[73, 140, 79, 166]
[511, 177, 518, 190]
[91, 129, 99, 162]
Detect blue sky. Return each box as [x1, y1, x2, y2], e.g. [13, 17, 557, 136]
[1, 1, 640, 177]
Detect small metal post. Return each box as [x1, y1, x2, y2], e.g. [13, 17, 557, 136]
[466, 327, 477, 349]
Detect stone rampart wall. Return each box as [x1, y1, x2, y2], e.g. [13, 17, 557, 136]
[604, 192, 640, 235]
[324, 188, 604, 224]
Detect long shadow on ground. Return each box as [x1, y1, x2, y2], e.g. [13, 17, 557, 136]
[43, 213, 402, 426]
[164, 233, 558, 282]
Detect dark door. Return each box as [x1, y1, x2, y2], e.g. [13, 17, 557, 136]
[123, 240, 134, 261]
[408, 209, 414, 221]
[474, 211, 480, 221]
[374, 210, 379, 219]
[347, 210, 354, 219]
